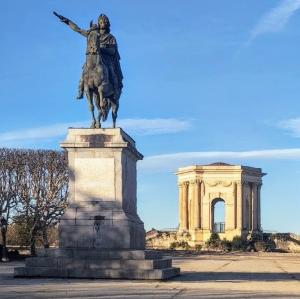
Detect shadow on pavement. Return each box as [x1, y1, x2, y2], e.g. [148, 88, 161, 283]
[172, 271, 300, 282]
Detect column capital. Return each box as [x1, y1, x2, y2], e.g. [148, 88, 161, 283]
[251, 182, 263, 188]
[178, 181, 189, 187]
[241, 181, 249, 187]
[190, 179, 201, 185]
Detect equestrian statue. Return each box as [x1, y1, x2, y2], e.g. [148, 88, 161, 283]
[54, 12, 123, 128]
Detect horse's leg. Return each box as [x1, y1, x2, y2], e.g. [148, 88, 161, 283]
[97, 87, 108, 122]
[85, 89, 96, 128]
[111, 98, 119, 128]
[94, 92, 101, 129]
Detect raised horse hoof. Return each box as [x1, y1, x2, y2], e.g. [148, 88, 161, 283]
[76, 93, 84, 100]
[90, 121, 96, 128]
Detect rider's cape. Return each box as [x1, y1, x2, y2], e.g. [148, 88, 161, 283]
[99, 32, 123, 99]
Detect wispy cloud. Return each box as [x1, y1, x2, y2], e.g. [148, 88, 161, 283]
[0, 121, 88, 146]
[0, 118, 192, 147]
[248, 0, 300, 43]
[140, 149, 300, 172]
[278, 117, 300, 137]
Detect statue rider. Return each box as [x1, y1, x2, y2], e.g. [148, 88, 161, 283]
[53, 12, 123, 103]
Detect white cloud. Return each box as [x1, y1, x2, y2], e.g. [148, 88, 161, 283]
[278, 117, 300, 137]
[140, 149, 300, 172]
[249, 0, 300, 42]
[0, 121, 88, 145]
[0, 118, 192, 147]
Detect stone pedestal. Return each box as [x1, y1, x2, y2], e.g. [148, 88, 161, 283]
[59, 128, 145, 250]
[14, 128, 179, 280]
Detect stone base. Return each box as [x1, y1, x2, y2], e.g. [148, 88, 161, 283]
[184, 228, 262, 245]
[59, 201, 145, 250]
[14, 248, 180, 280]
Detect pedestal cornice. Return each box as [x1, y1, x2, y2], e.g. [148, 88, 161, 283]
[60, 128, 143, 160]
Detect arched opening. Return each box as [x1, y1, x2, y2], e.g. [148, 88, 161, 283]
[211, 198, 225, 233]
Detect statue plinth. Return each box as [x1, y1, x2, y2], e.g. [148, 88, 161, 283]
[14, 128, 180, 280]
[59, 128, 145, 249]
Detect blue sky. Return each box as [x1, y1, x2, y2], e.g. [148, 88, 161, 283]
[1, 0, 300, 233]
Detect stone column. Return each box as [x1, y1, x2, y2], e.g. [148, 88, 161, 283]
[252, 183, 258, 231]
[188, 181, 194, 230]
[233, 182, 237, 229]
[178, 183, 184, 231]
[242, 182, 249, 230]
[200, 181, 205, 229]
[236, 182, 243, 230]
[249, 183, 253, 230]
[193, 180, 200, 229]
[202, 186, 210, 231]
[257, 184, 262, 231]
[181, 182, 189, 230]
[225, 195, 235, 231]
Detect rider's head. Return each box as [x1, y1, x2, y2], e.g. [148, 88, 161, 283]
[98, 14, 110, 33]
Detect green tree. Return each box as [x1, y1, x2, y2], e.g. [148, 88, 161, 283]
[206, 232, 220, 248]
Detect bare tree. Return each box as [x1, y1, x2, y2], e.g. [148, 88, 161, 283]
[0, 148, 68, 256]
[38, 150, 68, 248]
[17, 150, 68, 255]
[0, 148, 20, 261]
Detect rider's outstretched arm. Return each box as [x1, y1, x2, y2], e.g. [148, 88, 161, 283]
[68, 20, 88, 37]
[53, 11, 88, 37]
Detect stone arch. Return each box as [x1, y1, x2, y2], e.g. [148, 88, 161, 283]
[211, 197, 225, 233]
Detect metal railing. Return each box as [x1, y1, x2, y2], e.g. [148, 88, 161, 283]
[214, 222, 225, 233]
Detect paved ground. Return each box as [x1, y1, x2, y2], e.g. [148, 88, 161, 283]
[0, 252, 300, 298]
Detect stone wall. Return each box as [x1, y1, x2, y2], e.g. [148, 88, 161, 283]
[272, 233, 300, 253]
[146, 230, 193, 249]
[146, 230, 300, 253]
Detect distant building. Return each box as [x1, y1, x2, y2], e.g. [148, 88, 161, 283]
[177, 162, 266, 245]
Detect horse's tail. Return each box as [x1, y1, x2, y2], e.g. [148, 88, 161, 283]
[101, 98, 111, 122]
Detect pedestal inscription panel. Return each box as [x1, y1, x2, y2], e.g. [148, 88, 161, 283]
[74, 157, 115, 202]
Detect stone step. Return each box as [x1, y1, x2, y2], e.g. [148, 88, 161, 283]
[37, 248, 162, 260]
[14, 266, 180, 280]
[25, 257, 172, 270]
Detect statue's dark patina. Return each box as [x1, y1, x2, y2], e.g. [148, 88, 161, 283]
[54, 12, 123, 128]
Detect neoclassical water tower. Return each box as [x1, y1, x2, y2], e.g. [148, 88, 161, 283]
[177, 162, 265, 244]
